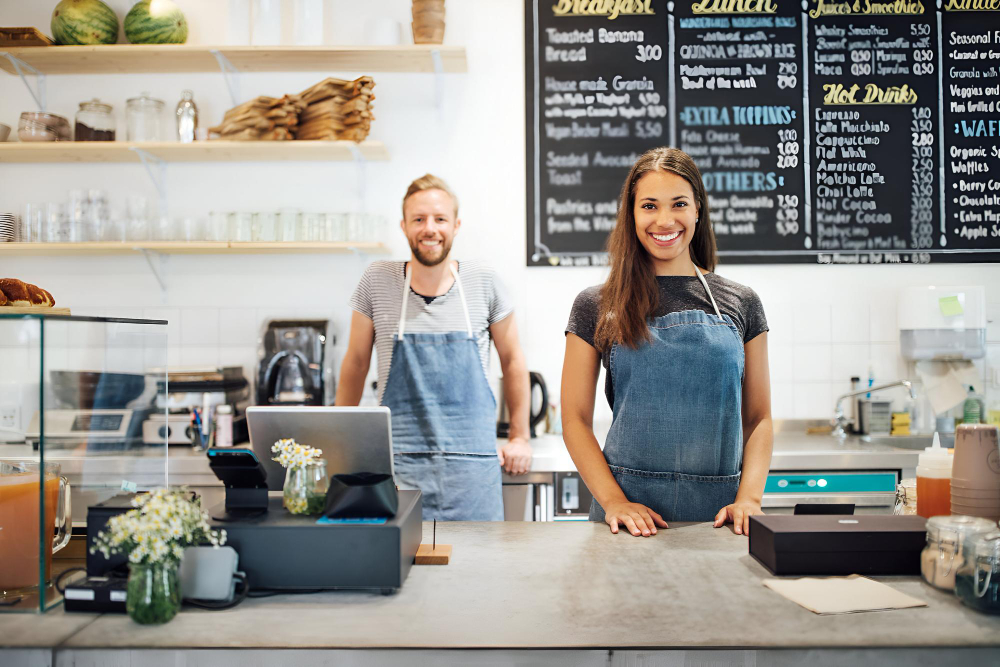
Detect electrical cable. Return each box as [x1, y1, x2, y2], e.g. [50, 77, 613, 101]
[183, 572, 250, 611]
[54, 567, 89, 594]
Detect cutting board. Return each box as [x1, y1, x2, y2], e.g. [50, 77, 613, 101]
[0, 28, 54, 47]
[0, 306, 71, 315]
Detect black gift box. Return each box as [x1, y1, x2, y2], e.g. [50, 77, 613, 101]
[749, 514, 927, 576]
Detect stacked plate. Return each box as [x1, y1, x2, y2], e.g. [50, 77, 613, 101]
[0, 213, 16, 242]
[951, 424, 1000, 521]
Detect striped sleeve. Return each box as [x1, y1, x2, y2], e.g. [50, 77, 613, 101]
[349, 263, 377, 320]
[487, 266, 514, 324]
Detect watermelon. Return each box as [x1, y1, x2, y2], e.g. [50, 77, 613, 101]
[51, 0, 119, 46]
[124, 0, 188, 44]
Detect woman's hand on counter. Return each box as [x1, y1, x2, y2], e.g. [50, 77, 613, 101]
[498, 437, 533, 475]
[713, 501, 763, 536]
[604, 501, 668, 537]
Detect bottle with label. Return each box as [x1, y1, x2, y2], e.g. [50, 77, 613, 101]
[175, 90, 198, 143]
[916, 432, 953, 519]
[214, 404, 233, 448]
[963, 386, 983, 425]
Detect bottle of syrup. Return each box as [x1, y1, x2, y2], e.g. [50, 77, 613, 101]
[916, 432, 953, 519]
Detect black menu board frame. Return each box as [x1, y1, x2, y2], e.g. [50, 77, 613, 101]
[524, 0, 1000, 266]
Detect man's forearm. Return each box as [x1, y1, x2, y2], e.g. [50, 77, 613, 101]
[500, 354, 531, 441]
[334, 357, 369, 406]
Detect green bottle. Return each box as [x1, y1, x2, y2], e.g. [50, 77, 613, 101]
[963, 386, 982, 424]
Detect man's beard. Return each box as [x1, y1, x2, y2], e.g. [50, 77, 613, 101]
[411, 237, 452, 266]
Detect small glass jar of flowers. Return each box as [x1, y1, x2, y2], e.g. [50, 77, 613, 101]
[272, 438, 328, 515]
[91, 488, 226, 625]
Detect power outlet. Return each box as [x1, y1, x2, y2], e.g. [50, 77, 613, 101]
[0, 405, 20, 430]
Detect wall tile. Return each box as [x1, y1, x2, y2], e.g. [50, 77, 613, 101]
[793, 344, 831, 382]
[831, 343, 870, 386]
[770, 382, 793, 419]
[179, 347, 220, 368]
[143, 308, 181, 348]
[870, 304, 898, 343]
[792, 304, 831, 344]
[986, 302, 1000, 343]
[765, 302, 793, 344]
[870, 342, 906, 384]
[793, 382, 833, 419]
[181, 308, 220, 347]
[219, 308, 260, 348]
[831, 304, 870, 344]
[769, 342, 793, 383]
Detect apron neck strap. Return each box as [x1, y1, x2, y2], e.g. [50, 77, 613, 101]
[694, 266, 722, 319]
[398, 262, 474, 338]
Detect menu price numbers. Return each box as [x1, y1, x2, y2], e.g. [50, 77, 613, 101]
[777, 128, 800, 170]
[778, 62, 798, 90]
[635, 121, 663, 139]
[850, 50, 872, 77]
[909, 105, 936, 250]
[913, 49, 935, 76]
[776, 194, 800, 237]
[639, 92, 668, 118]
[635, 44, 662, 63]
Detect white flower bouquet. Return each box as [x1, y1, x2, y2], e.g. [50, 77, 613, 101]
[272, 438, 328, 515]
[91, 487, 226, 566]
[271, 437, 323, 468]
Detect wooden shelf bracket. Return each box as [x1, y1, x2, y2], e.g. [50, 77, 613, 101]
[130, 147, 168, 217]
[431, 48, 444, 111]
[1, 51, 46, 111]
[209, 49, 242, 107]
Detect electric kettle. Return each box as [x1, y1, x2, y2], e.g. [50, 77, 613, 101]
[497, 371, 548, 438]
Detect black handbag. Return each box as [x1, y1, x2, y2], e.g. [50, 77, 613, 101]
[322, 472, 399, 519]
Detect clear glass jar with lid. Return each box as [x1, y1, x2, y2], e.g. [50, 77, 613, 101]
[894, 478, 917, 515]
[955, 529, 1000, 614]
[74, 99, 115, 141]
[921, 515, 994, 590]
[126, 92, 165, 142]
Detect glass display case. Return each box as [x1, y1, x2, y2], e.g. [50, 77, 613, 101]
[0, 314, 168, 613]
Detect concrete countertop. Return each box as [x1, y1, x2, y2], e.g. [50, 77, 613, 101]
[2, 521, 998, 652]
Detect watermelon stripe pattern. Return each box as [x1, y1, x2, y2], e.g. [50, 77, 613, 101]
[51, 0, 119, 45]
[124, 1, 188, 45]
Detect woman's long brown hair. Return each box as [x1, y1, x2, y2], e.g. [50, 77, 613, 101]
[593, 147, 717, 351]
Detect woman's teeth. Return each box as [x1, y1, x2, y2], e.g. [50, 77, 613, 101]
[651, 231, 680, 242]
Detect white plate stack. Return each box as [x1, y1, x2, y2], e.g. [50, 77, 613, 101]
[0, 213, 16, 242]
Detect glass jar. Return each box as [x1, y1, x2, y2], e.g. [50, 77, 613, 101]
[126, 92, 165, 142]
[75, 99, 115, 141]
[126, 561, 181, 625]
[283, 459, 328, 515]
[921, 515, 994, 590]
[955, 530, 1000, 614]
[894, 478, 917, 515]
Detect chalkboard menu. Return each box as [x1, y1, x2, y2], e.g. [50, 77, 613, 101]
[525, 0, 1000, 266]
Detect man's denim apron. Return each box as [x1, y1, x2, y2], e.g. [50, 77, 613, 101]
[382, 263, 504, 521]
[590, 267, 745, 523]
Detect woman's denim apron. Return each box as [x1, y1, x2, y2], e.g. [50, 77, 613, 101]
[382, 263, 504, 521]
[590, 267, 745, 523]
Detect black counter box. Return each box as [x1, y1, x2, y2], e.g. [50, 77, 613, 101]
[749, 515, 927, 576]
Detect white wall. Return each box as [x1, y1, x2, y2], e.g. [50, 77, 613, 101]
[2, 0, 999, 430]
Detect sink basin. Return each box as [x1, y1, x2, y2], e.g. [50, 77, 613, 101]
[859, 434, 956, 450]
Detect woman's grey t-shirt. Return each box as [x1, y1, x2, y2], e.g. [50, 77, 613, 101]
[566, 273, 768, 408]
[350, 260, 514, 404]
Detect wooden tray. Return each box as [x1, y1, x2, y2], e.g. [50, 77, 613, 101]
[0, 28, 54, 47]
[0, 306, 70, 315]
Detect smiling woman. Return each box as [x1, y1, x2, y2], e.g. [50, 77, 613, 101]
[560, 147, 774, 539]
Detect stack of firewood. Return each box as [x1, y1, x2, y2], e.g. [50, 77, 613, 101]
[295, 76, 375, 143]
[208, 95, 307, 141]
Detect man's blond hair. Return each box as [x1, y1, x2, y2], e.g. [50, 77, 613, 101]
[402, 174, 459, 218]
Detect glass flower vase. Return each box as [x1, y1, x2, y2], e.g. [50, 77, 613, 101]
[283, 459, 328, 515]
[126, 562, 181, 625]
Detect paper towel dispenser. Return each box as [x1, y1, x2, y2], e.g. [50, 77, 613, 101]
[898, 286, 986, 361]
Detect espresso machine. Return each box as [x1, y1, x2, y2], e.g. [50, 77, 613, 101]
[256, 320, 335, 406]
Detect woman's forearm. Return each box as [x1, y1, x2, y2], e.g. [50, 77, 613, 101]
[563, 419, 628, 509]
[735, 416, 773, 505]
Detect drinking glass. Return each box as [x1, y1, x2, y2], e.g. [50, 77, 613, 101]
[278, 208, 299, 241]
[253, 212, 277, 242]
[206, 211, 229, 242]
[229, 212, 253, 242]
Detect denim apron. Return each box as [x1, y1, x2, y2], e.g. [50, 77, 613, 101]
[382, 263, 504, 521]
[590, 267, 745, 523]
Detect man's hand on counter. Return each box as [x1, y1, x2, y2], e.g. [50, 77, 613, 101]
[498, 437, 533, 475]
[713, 500, 764, 537]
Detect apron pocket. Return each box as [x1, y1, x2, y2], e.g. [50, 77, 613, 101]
[592, 466, 741, 523]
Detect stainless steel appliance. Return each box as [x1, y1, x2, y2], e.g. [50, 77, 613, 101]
[497, 371, 548, 438]
[256, 320, 335, 406]
[146, 366, 250, 446]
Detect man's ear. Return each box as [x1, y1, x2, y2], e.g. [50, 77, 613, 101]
[399, 218, 406, 234]
[454, 217, 462, 234]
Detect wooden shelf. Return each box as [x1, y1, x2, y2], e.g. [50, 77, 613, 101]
[0, 45, 467, 74]
[0, 140, 389, 163]
[0, 242, 390, 255]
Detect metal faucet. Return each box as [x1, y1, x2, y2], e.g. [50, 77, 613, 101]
[831, 380, 915, 439]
